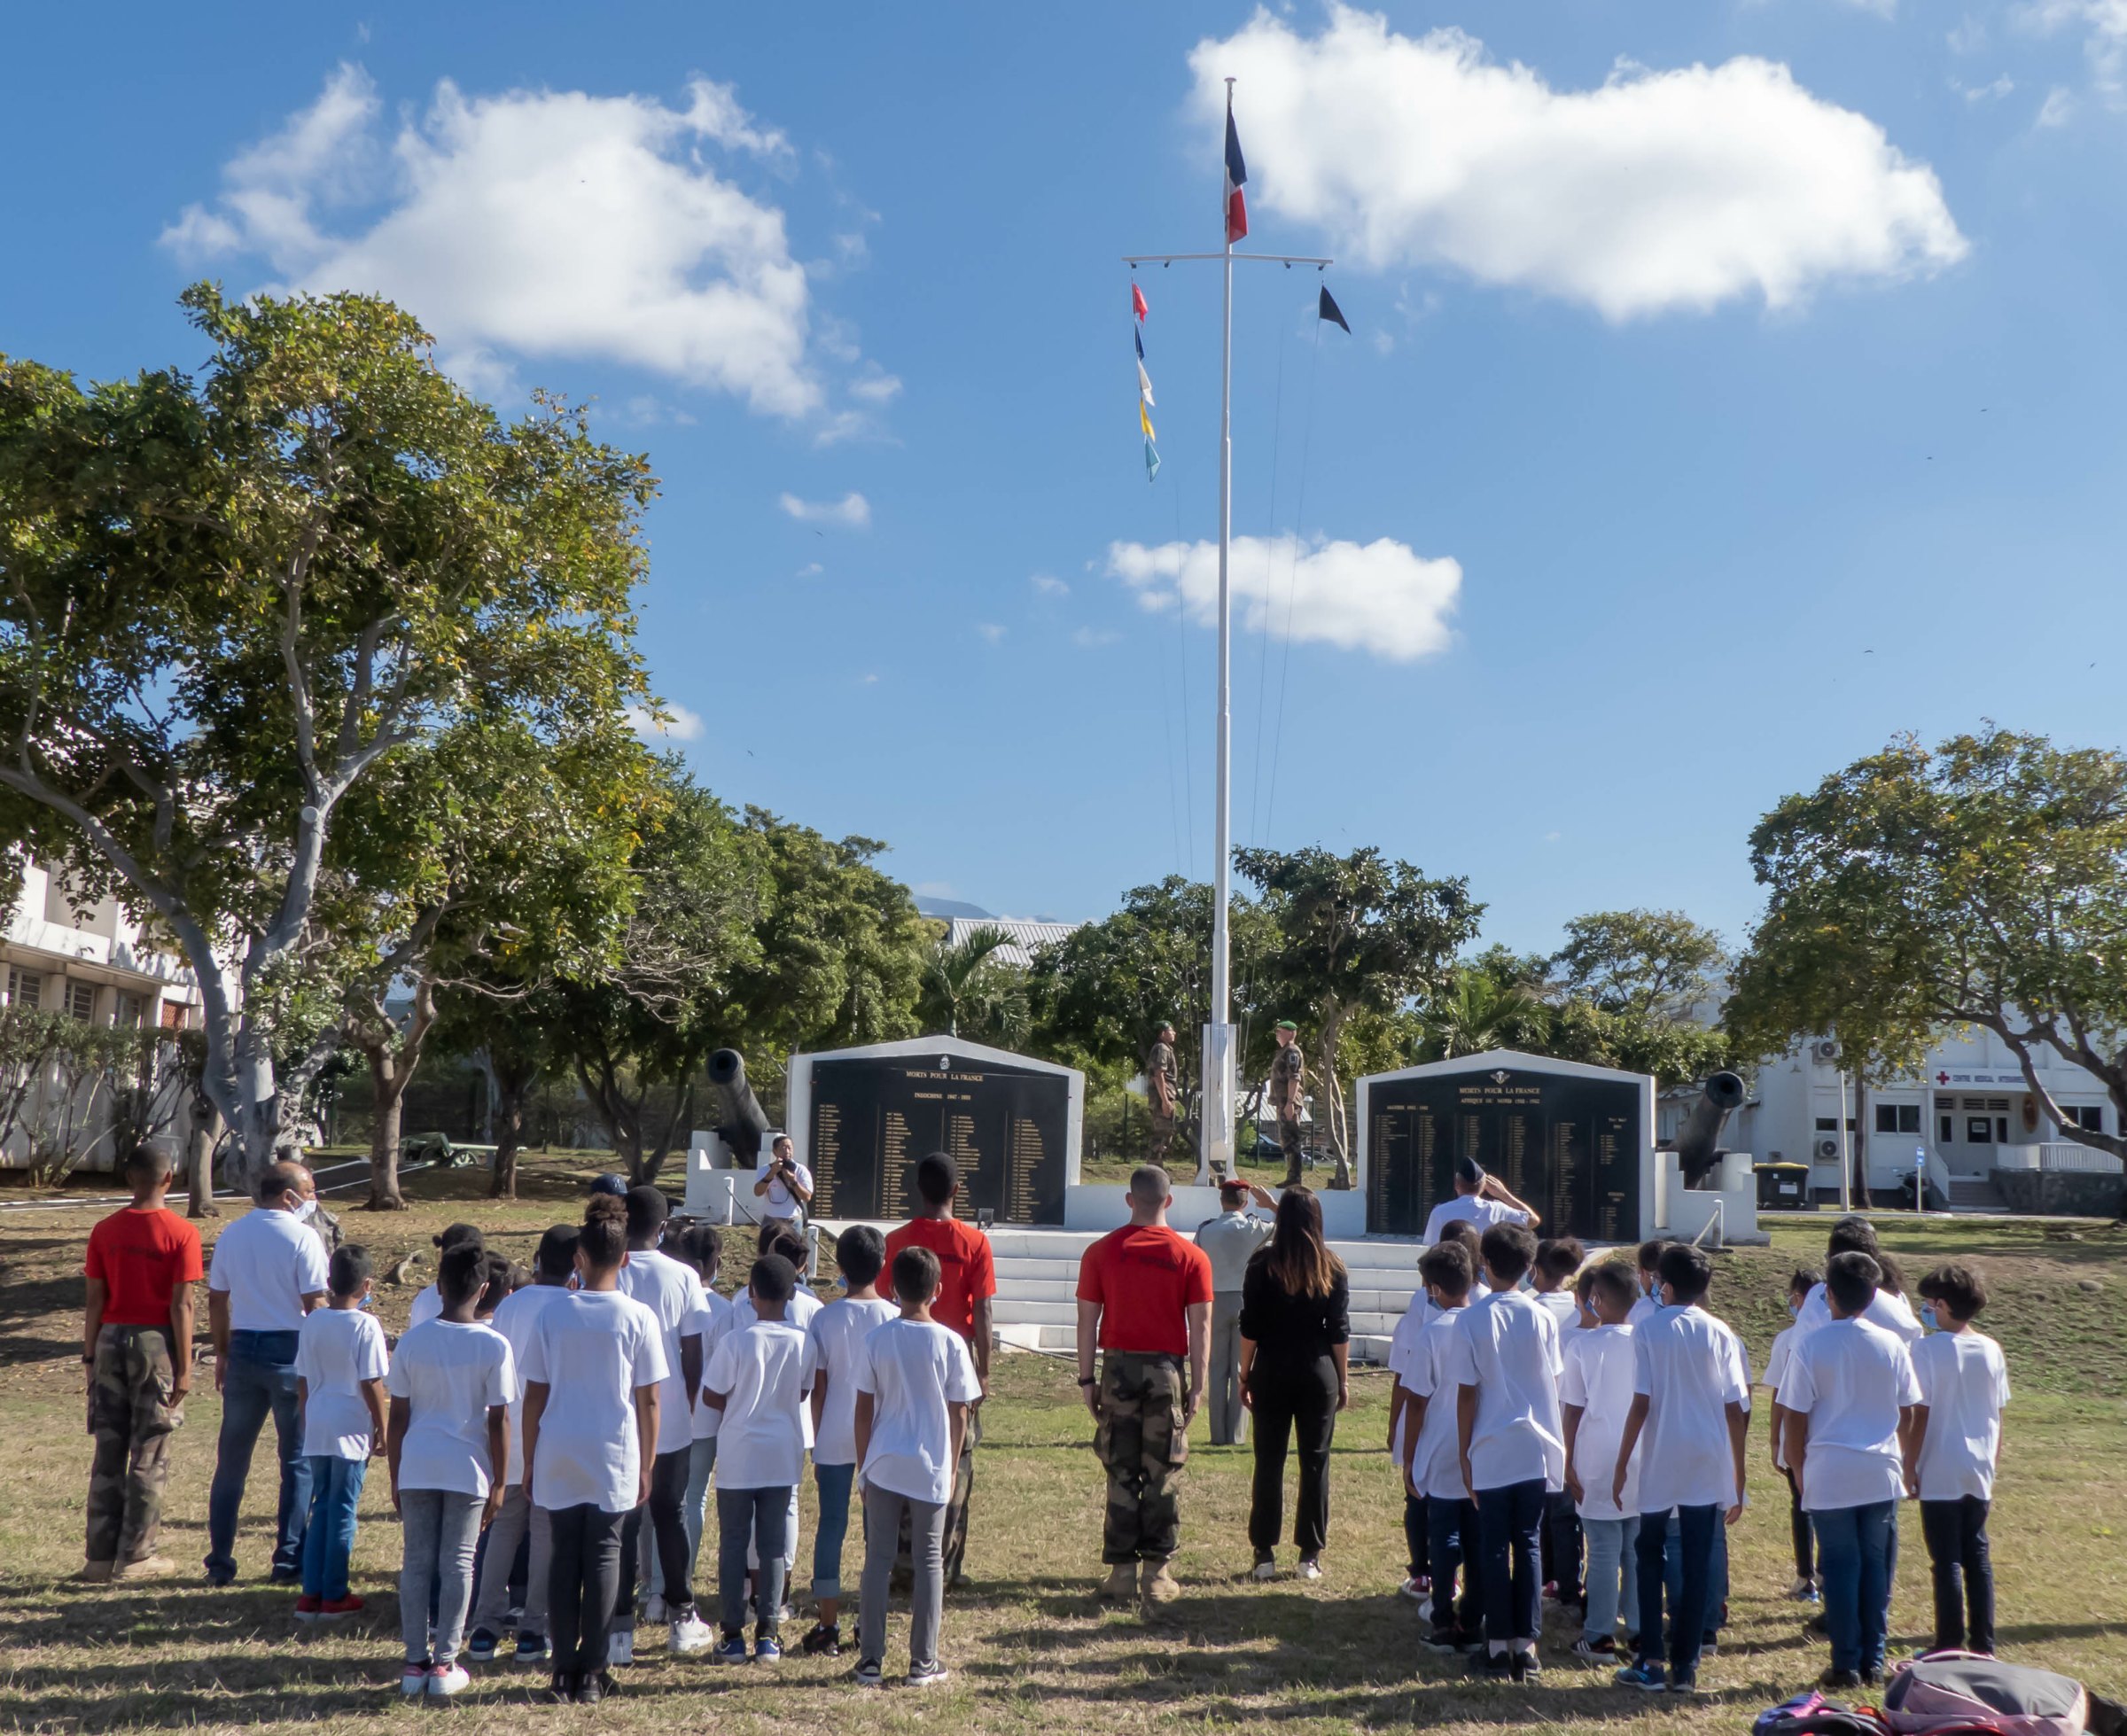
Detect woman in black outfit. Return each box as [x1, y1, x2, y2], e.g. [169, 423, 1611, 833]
[1239, 1187, 1350, 1580]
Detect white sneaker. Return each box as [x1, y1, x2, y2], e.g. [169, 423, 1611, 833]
[1298, 1559, 1324, 1583]
[608, 1629, 635, 1667]
[669, 1614, 714, 1657]
[907, 1661, 950, 1688]
[643, 1594, 667, 1623]
[1251, 1557, 1278, 1582]
[427, 1663, 471, 1698]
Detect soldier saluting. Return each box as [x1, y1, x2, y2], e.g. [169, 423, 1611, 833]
[1145, 1023, 1181, 1164]
[1268, 1021, 1309, 1188]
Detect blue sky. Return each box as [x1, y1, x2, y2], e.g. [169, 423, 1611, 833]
[5, 2, 2125, 955]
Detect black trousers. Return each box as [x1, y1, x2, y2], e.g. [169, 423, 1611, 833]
[548, 1503, 626, 1678]
[1784, 1467, 1815, 1580]
[1246, 1354, 1337, 1557]
[616, 1447, 695, 1619]
[1542, 1489, 1583, 1600]
[1403, 1491, 1430, 1580]
[1921, 1496, 1994, 1654]
[1426, 1495, 1482, 1635]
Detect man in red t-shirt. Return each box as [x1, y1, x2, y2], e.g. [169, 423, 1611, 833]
[82, 1141, 203, 1580]
[883, 1152, 997, 1585]
[1075, 1164, 1212, 1609]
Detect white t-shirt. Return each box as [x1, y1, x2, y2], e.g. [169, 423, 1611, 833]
[1714, 1316, 1753, 1416]
[855, 1316, 982, 1504]
[1406, 1308, 1473, 1500]
[386, 1319, 515, 1497]
[1385, 1291, 1433, 1464]
[756, 1156, 814, 1216]
[705, 1319, 813, 1489]
[730, 1287, 822, 1334]
[1912, 1330, 2010, 1502]
[408, 1284, 442, 1331]
[1797, 1281, 1923, 1346]
[690, 1288, 734, 1441]
[208, 1206, 329, 1332]
[1561, 1322, 1640, 1520]
[1625, 1291, 1662, 1330]
[1775, 1317, 1921, 1512]
[1763, 1321, 1805, 1470]
[520, 1288, 667, 1513]
[1532, 1289, 1580, 1334]
[487, 1283, 569, 1485]
[1422, 1194, 1530, 1247]
[807, 1296, 900, 1466]
[1632, 1304, 1749, 1514]
[619, 1248, 709, 1457]
[1445, 1289, 1564, 1493]
[295, 1306, 389, 1459]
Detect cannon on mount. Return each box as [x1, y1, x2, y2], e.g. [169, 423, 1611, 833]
[707, 1048, 770, 1166]
[1670, 1070, 1746, 1188]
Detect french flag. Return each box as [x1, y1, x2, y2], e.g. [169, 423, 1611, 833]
[1224, 105, 1249, 245]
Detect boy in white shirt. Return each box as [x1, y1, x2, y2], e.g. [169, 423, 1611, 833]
[702, 1253, 812, 1665]
[1795, 1218, 1923, 1345]
[1762, 1266, 1822, 1603]
[853, 1245, 981, 1690]
[1625, 1240, 1670, 1328]
[293, 1245, 389, 1620]
[1560, 1264, 1639, 1660]
[727, 1229, 819, 1598]
[1436, 1221, 1492, 1302]
[386, 1242, 515, 1699]
[1384, 1268, 1437, 1604]
[1533, 1237, 1586, 1610]
[1777, 1250, 1921, 1691]
[799, 1226, 898, 1658]
[407, 1222, 484, 1331]
[1609, 1243, 1746, 1695]
[1907, 1263, 2010, 1657]
[1450, 1223, 1564, 1683]
[666, 1224, 729, 1583]
[1400, 1242, 1482, 1649]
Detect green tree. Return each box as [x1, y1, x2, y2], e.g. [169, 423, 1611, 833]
[916, 923, 1029, 1047]
[1551, 909, 1727, 1020]
[1236, 846, 1482, 1187]
[1414, 968, 1551, 1060]
[0, 285, 654, 1194]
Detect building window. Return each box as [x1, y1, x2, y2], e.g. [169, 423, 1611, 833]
[1940, 1114, 1956, 1144]
[2059, 1105, 2106, 1134]
[1966, 1117, 1994, 1145]
[1874, 1104, 1923, 1136]
[113, 993, 144, 1028]
[6, 967, 40, 1008]
[1815, 1117, 1838, 1133]
[66, 980, 96, 1022]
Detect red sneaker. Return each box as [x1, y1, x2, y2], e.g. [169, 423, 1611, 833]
[321, 1595, 366, 1618]
[294, 1594, 324, 1622]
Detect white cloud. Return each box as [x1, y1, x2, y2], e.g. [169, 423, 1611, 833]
[848, 365, 902, 404]
[778, 490, 871, 529]
[1953, 74, 2017, 102]
[1071, 627, 1122, 649]
[2036, 83, 2079, 123]
[624, 701, 704, 743]
[2025, 0, 2127, 102]
[1106, 533, 1461, 662]
[1030, 573, 1070, 597]
[1948, 16, 1990, 52]
[1188, 8, 1966, 319]
[164, 67, 857, 419]
[795, 560, 825, 578]
[975, 623, 1007, 644]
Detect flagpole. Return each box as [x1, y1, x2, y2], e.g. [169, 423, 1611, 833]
[1203, 79, 1239, 1189]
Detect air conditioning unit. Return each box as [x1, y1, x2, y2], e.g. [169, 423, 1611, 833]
[1814, 1137, 1841, 1161]
[1811, 1039, 1842, 1064]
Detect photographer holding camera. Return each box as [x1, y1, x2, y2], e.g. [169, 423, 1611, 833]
[752, 1135, 814, 1242]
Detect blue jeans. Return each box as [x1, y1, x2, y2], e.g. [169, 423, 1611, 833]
[1660, 1506, 1732, 1638]
[681, 1436, 717, 1578]
[1580, 1515, 1640, 1642]
[1475, 1477, 1547, 1645]
[206, 1331, 310, 1579]
[299, 1454, 367, 1600]
[1816, 1500, 1898, 1675]
[1636, 1504, 1718, 1676]
[1426, 1496, 1481, 1634]
[716, 1485, 792, 1639]
[812, 1460, 858, 1600]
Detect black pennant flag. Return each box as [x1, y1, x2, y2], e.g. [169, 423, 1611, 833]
[1317, 285, 1351, 333]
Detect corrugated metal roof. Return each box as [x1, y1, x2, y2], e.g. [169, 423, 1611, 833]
[941, 916, 1084, 969]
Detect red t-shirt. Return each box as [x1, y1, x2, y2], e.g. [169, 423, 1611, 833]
[1075, 1224, 1214, 1356]
[85, 1206, 204, 1327]
[883, 1215, 997, 1341]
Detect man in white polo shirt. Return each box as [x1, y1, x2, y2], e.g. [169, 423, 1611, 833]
[204, 1159, 329, 1585]
[753, 1135, 813, 1242]
[1422, 1158, 1540, 1249]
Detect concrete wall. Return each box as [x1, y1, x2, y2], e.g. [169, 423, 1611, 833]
[1992, 1168, 2125, 1218]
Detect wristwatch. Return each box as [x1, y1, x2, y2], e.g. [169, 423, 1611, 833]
[1078, 1375, 1097, 1388]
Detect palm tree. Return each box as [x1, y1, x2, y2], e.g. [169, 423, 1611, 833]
[1415, 969, 1551, 1061]
[917, 925, 1030, 1047]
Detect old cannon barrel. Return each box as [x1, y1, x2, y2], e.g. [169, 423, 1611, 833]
[1676, 1070, 1746, 1187]
[707, 1048, 770, 1164]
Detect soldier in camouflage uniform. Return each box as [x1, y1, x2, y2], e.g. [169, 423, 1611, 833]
[1268, 1022, 1308, 1187]
[1145, 1024, 1180, 1164]
[1073, 1166, 1212, 1614]
[81, 1142, 200, 1581]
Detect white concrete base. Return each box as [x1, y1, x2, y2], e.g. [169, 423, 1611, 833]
[1656, 1153, 1767, 1246]
[1063, 1183, 1368, 1239]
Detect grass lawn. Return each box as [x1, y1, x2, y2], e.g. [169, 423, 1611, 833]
[4, 1157, 2125, 1734]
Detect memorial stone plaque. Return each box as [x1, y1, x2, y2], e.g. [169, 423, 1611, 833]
[1367, 1064, 1640, 1243]
[806, 1052, 1070, 1225]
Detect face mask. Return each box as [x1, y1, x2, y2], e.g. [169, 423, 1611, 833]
[1788, 1301, 1801, 1320]
[295, 1197, 318, 1222]
[1920, 1303, 1938, 1332]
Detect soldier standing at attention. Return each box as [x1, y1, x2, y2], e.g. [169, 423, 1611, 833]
[1074, 1165, 1213, 1615]
[81, 1140, 202, 1581]
[1145, 1024, 1181, 1164]
[1196, 1179, 1277, 1447]
[1269, 1022, 1309, 1187]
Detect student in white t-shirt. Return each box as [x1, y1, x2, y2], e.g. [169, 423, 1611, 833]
[1421, 1156, 1539, 1247]
[1907, 1263, 2010, 1657]
[1384, 1280, 1436, 1604]
[1560, 1263, 1640, 1660]
[1609, 1243, 1747, 1695]
[1531, 1236, 1586, 1608]
[612, 1187, 712, 1660]
[1776, 1250, 1921, 1691]
[1794, 1218, 1923, 1345]
[386, 1242, 514, 1699]
[702, 1253, 812, 1664]
[1762, 1265, 1824, 1603]
[1434, 1221, 1492, 1304]
[406, 1222, 485, 1333]
[1447, 1223, 1563, 1682]
[725, 1227, 819, 1591]
[853, 1243, 981, 1690]
[1399, 1241, 1481, 1648]
[519, 1196, 666, 1707]
[661, 1223, 729, 1580]
[799, 1226, 898, 1658]
[1624, 1240, 1671, 1328]
[465, 1225, 576, 1666]
[293, 1244, 388, 1619]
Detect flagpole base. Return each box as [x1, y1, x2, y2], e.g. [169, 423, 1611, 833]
[1198, 1023, 1237, 1187]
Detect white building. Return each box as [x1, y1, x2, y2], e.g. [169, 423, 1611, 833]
[939, 916, 1084, 969]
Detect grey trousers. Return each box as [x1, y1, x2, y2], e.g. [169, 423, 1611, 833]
[399, 1489, 483, 1664]
[469, 1489, 550, 1639]
[861, 1483, 945, 1671]
[1209, 1292, 1248, 1446]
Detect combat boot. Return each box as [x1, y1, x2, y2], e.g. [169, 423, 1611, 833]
[1099, 1562, 1137, 1602]
[1141, 1560, 1181, 1605]
[114, 1556, 178, 1581]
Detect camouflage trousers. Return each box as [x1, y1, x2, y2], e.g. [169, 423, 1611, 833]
[1095, 1352, 1188, 1565]
[87, 1325, 183, 1568]
[1278, 1111, 1305, 1186]
[1146, 1113, 1177, 1165]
